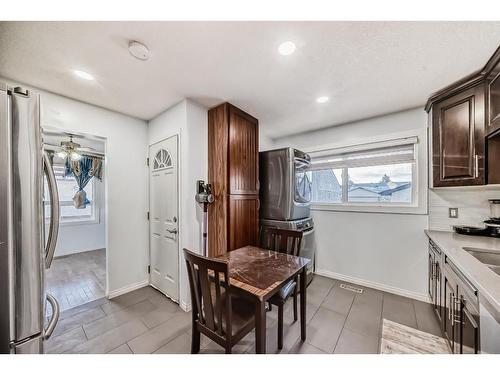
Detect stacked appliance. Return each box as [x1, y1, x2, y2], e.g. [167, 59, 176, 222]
[1, 82, 60, 354]
[259, 148, 315, 284]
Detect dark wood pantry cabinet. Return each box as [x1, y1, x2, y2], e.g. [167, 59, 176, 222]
[208, 103, 259, 257]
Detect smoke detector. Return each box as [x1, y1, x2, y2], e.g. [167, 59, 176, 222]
[128, 40, 150, 61]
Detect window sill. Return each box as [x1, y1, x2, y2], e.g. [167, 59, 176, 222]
[310, 203, 428, 215]
[45, 217, 100, 227]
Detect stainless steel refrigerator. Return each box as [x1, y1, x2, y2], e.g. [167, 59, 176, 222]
[0, 81, 60, 354]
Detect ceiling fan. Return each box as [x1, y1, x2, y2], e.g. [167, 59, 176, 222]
[55, 135, 97, 161]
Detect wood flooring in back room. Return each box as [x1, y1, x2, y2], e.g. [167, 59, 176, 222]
[46, 249, 106, 311]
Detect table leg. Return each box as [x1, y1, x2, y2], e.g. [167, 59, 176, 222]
[300, 267, 307, 341]
[255, 299, 267, 354]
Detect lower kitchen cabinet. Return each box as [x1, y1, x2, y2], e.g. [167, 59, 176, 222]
[428, 241, 443, 323]
[429, 239, 481, 354]
[443, 267, 459, 353]
[460, 297, 480, 354]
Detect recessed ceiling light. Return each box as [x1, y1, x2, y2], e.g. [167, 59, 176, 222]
[278, 41, 296, 56]
[72, 70, 95, 81]
[128, 40, 150, 61]
[316, 96, 329, 104]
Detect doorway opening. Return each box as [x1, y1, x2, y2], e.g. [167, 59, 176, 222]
[148, 134, 180, 303]
[43, 129, 107, 311]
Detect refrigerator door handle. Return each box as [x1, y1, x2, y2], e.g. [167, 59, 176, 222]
[43, 293, 60, 340]
[43, 151, 60, 269]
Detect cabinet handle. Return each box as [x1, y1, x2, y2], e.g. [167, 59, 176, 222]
[449, 293, 453, 322]
[475, 155, 479, 178]
[453, 297, 462, 325]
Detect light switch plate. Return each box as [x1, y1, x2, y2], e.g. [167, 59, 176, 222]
[449, 207, 459, 218]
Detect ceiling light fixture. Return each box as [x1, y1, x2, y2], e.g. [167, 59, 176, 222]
[128, 40, 150, 61]
[72, 70, 95, 81]
[316, 96, 329, 104]
[56, 135, 83, 161]
[278, 41, 296, 56]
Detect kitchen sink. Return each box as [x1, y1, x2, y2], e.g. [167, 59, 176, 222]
[463, 247, 500, 275]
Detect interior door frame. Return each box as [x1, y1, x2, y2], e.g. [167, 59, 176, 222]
[148, 133, 181, 302]
[42, 125, 109, 297]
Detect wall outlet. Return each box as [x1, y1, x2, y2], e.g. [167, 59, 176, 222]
[449, 207, 459, 218]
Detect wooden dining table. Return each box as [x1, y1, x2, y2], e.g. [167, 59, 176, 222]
[216, 246, 310, 354]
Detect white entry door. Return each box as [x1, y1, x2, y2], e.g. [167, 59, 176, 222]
[149, 135, 179, 302]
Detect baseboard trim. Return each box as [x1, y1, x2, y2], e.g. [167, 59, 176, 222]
[180, 300, 191, 313]
[315, 269, 430, 303]
[107, 279, 149, 299]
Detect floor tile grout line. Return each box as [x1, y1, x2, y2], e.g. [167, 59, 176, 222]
[129, 324, 191, 354]
[106, 342, 127, 354]
[410, 299, 419, 331]
[330, 290, 356, 353]
[82, 324, 90, 341]
[125, 342, 134, 354]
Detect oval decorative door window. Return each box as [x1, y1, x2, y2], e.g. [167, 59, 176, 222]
[153, 149, 172, 170]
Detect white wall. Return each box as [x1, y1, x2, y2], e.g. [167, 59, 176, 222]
[51, 177, 106, 257]
[33, 87, 150, 295]
[148, 99, 208, 311]
[429, 186, 500, 231]
[259, 130, 274, 151]
[273, 107, 430, 300]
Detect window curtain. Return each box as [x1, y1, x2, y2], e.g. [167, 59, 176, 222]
[64, 156, 103, 209]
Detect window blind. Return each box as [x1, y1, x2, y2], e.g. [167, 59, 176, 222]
[308, 137, 417, 171]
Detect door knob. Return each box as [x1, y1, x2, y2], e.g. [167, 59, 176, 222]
[167, 228, 178, 234]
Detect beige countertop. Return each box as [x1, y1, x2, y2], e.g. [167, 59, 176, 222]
[425, 230, 500, 319]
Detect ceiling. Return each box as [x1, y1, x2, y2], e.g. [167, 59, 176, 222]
[43, 130, 105, 153]
[1, 21, 500, 138]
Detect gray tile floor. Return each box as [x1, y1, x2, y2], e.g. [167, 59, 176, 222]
[44, 275, 442, 354]
[46, 249, 106, 311]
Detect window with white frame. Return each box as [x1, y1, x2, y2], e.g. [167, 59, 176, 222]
[44, 165, 97, 223]
[309, 137, 417, 207]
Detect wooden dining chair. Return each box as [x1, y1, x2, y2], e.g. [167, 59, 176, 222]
[260, 228, 303, 350]
[183, 248, 256, 354]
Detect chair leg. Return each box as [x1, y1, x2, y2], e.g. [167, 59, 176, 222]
[293, 289, 298, 322]
[191, 326, 201, 354]
[278, 304, 284, 350]
[225, 345, 232, 354]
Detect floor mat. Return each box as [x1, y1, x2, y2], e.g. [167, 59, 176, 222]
[380, 319, 451, 354]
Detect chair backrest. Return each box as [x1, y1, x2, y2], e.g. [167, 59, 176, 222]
[183, 248, 230, 338]
[260, 228, 303, 257]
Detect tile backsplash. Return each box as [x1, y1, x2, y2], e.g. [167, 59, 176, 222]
[429, 187, 500, 231]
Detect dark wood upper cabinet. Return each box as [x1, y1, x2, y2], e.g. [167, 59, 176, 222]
[431, 84, 485, 187]
[426, 45, 500, 187]
[208, 103, 259, 257]
[485, 46, 500, 136]
[487, 61, 500, 135]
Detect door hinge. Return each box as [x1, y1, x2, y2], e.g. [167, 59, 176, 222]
[146, 157, 149, 166]
[147, 265, 151, 274]
[147, 211, 150, 220]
